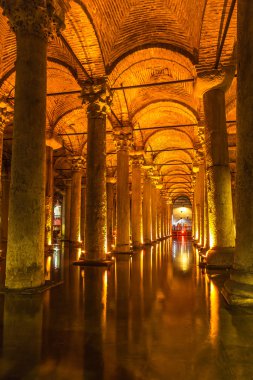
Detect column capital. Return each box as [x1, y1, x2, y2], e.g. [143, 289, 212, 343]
[81, 77, 111, 119]
[0, 0, 68, 39]
[143, 166, 153, 182]
[113, 127, 133, 151]
[130, 151, 144, 168]
[106, 176, 116, 184]
[0, 105, 12, 133]
[69, 156, 85, 172]
[194, 65, 235, 98]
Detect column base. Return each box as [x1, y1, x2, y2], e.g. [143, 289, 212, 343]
[132, 244, 144, 251]
[206, 246, 235, 269]
[222, 271, 253, 306]
[73, 258, 114, 267]
[114, 244, 132, 254]
[70, 241, 83, 248]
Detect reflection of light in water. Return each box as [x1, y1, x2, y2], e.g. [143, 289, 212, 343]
[210, 280, 219, 345]
[114, 258, 117, 300]
[102, 271, 108, 331]
[45, 256, 52, 281]
[172, 240, 192, 272]
[150, 247, 153, 286]
[140, 250, 143, 281]
[81, 269, 85, 296]
[53, 246, 61, 269]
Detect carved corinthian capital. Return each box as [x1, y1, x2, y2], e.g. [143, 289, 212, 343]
[0, 0, 68, 39]
[130, 151, 144, 168]
[0, 105, 12, 133]
[113, 125, 133, 151]
[81, 77, 112, 119]
[70, 156, 85, 172]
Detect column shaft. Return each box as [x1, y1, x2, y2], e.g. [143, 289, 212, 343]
[64, 182, 71, 241]
[131, 163, 143, 248]
[116, 148, 130, 252]
[70, 169, 82, 244]
[223, 1, 253, 305]
[84, 84, 107, 259]
[45, 146, 54, 246]
[1, 173, 10, 243]
[81, 185, 86, 244]
[6, 32, 47, 288]
[106, 181, 115, 251]
[143, 176, 152, 244]
[151, 184, 157, 241]
[204, 88, 235, 267]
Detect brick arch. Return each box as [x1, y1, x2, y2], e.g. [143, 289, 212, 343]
[65, 1, 105, 78]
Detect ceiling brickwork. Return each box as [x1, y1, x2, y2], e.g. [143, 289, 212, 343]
[0, 0, 237, 200]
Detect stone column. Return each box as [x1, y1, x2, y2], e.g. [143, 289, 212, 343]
[198, 162, 205, 248]
[106, 177, 116, 251]
[70, 156, 84, 246]
[130, 153, 144, 248]
[82, 78, 110, 260]
[114, 130, 132, 253]
[223, 1, 253, 305]
[64, 180, 71, 241]
[160, 198, 164, 239]
[193, 168, 201, 244]
[168, 201, 173, 236]
[204, 88, 235, 267]
[151, 181, 158, 242]
[2, 1, 65, 289]
[156, 187, 162, 239]
[143, 168, 152, 244]
[45, 146, 54, 247]
[0, 106, 11, 247]
[1, 172, 10, 244]
[81, 183, 86, 244]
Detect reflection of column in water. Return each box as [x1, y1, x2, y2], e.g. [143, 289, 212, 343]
[45, 255, 52, 281]
[209, 281, 219, 346]
[115, 255, 131, 377]
[0, 294, 43, 379]
[83, 267, 105, 379]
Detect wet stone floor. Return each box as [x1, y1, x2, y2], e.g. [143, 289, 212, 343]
[0, 239, 253, 379]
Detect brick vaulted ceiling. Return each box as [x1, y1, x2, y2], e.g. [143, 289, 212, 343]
[0, 0, 237, 201]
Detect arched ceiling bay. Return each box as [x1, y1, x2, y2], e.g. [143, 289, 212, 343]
[78, 0, 206, 70]
[0, 0, 237, 201]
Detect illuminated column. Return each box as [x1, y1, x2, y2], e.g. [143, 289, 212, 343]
[45, 146, 54, 247]
[64, 180, 71, 241]
[164, 199, 168, 237]
[223, 1, 253, 304]
[203, 168, 210, 250]
[106, 177, 116, 251]
[151, 180, 158, 241]
[70, 156, 84, 245]
[204, 88, 235, 267]
[160, 198, 165, 239]
[156, 188, 162, 239]
[143, 168, 152, 244]
[192, 172, 198, 241]
[81, 183, 86, 244]
[130, 153, 143, 248]
[168, 201, 173, 236]
[1, 171, 10, 244]
[198, 162, 205, 247]
[0, 106, 11, 246]
[114, 130, 132, 253]
[2, 1, 66, 288]
[82, 79, 110, 260]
